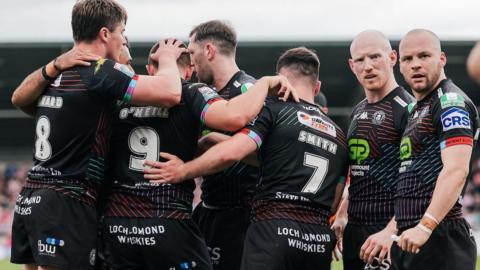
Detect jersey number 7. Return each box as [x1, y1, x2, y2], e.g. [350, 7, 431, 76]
[302, 152, 329, 193]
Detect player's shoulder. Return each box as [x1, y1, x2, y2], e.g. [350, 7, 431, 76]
[434, 79, 475, 109]
[184, 82, 215, 93]
[390, 86, 415, 107]
[351, 98, 368, 115]
[232, 71, 256, 92]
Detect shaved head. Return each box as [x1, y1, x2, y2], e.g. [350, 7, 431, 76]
[399, 29, 442, 53]
[399, 29, 446, 98]
[348, 30, 398, 98]
[350, 30, 392, 57]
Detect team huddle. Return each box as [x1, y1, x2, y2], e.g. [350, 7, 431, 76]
[8, 0, 480, 270]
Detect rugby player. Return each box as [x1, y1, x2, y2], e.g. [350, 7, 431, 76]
[186, 20, 259, 270]
[393, 29, 479, 270]
[467, 41, 480, 83]
[9, 0, 187, 269]
[100, 41, 297, 270]
[331, 30, 414, 269]
[144, 47, 349, 270]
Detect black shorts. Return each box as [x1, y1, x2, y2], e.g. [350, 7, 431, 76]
[343, 223, 392, 270]
[11, 188, 97, 269]
[391, 218, 476, 270]
[192, 202, 250, 270]
[241, 219, 335, 270]
[102, 216, 212, 270]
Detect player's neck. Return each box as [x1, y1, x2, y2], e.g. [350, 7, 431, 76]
[75, 41, 108, 59]
[365, 78, 398, 103]
[296, 85, 315, 104]
[212, 57, 240, 91]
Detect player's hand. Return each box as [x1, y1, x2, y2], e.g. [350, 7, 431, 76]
[151, 38, 187, 62]
[143, 152, 187, 184]
[55, 48, 100, 71]
[265, 75, 300, 102]
[330, 215, 347, 256]
[397, 225, 431, 254]
[360, 227, 395, 264]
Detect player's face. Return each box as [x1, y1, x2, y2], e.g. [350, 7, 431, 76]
[350, 45, 394, 92]
[119, 44, 133, 71]
[399, 35, 446, 95]
[188, 37, 213, 85]
[106, 22, 126, 62]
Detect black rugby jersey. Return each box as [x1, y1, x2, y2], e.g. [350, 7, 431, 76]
[395, 79, 480, 229]
[200, 70, 259, 207]
[242, 97, 349, 225]
[347, 87, 414, 225]
[105, 82, 221, 218]
[27, 59, 137, 204]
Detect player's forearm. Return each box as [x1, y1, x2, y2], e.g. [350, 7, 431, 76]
[222, 77, 270, 128]
[425, 166, 468, 223]
[152, 54, 182, 106]
[334, 194, 348, 219]
[11, 63, 56, 110]
[183, 140, 241, 179]
[197, 132, 231, 155]
[384, 217, 398, 234]
[467, 41, 480, 82]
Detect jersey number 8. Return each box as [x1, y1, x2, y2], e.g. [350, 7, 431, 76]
[34, 116, 52, 161]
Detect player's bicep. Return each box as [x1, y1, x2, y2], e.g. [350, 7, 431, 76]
[203, 100, 244, 131]
[440, 144, 472, 174]
[130, 75, 181, 107]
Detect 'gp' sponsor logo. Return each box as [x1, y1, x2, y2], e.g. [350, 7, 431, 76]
[440, 108, 470, 131]
[348, 138, 369, 164]
[400, 137, 412, 160]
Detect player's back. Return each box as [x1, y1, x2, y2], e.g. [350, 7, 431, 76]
[245, 97, 349, 224]
[200, 70, 258, 207]
[105, 81, 220, 218]
[28, 59, 135, 204]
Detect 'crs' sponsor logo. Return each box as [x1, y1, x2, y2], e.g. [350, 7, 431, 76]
[364, 257, 391, 269]
[400, 137, 412, 160]
[441, 108, 471, 131]
[348, 138, 369, 164]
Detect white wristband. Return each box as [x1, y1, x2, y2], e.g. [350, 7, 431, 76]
[424, 212, 439, 225]
[417, 224, 432, 235]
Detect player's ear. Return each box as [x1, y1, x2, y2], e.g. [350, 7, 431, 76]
[184, 65, 194, 81]
[314, 80, 321, 95]
[348, 58, 355, 73]
[205, 43, 216, 61]
[390, 50, 398, 67]
[146, 64, 155, 76]
[99, 27, 109, 43]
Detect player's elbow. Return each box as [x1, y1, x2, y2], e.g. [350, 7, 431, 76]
[222, 113, 250, 132]
[467, 59, 480, 81]
[220, 148, 243, 164]
[11, 91, 26, 107]
[152, 90, 181, 108]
